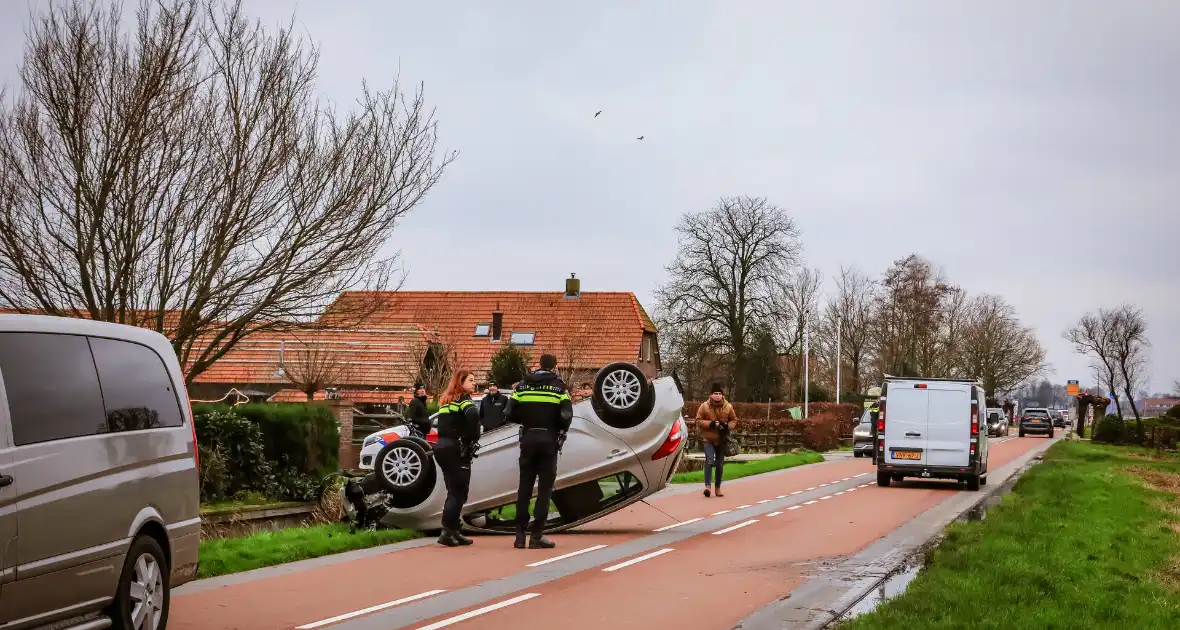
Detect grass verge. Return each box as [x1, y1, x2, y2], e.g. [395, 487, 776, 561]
[670, 450, 824, 484]
[841, 441, 1180, 630]
[198, 523, 419, 579]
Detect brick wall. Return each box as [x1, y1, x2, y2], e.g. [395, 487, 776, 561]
[315, 400, 357, 470]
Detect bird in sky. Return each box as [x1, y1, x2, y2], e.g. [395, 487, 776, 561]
[594, 110, 602, 117]
[637, 135, 644, 140]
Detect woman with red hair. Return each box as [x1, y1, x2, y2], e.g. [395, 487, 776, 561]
[433, 369, 481, 546]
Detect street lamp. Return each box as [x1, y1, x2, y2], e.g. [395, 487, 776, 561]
[803, 310, 810, 419]
[835, 314, 842, 405]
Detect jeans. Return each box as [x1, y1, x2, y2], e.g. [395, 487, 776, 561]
[704, 441, 725, 487]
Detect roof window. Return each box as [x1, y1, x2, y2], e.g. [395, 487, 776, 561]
[474, 323, 491, 337]
[510, 331, 536, 346]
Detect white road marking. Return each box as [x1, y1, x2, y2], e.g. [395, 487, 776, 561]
[299, 590, 447, 629]
[854, 473, 869, 477]
[711, 509, 732, 516]
[834, 491, 846, 496]
[846, 488, 857, 492]
[767, 511, 784, 517]
[525, 545, 609, 567]
[789, 490, 803, 495]
[818, 483, 830, 487]
[603, 549, 675, 572]
[737, 504, 753, 509]
[652, 518, 703, 532]
[819, 495, 833, 500]
[757, 499, 772, 504]
[841, 477, 852, 481]
[805, 487, 817, 491]
[803, 500, 818, 505]
[414, 593, 540, 630]
[787, 505, 802, 511]
[712, 519, 759, 535]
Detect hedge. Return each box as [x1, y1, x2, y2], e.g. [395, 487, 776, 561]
[684, 401, 852, 452]
[193, 403, 340, 503]
[684, 401, 862, 429]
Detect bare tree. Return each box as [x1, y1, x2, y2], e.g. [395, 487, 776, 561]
[1066, 310, 1124, 419]
[1173, 380, 1180, 397]
[1107, 305, 1149, 433]
[278, 330, 350, 400]
[655, 196, 802, 399]
[960, 294, 1047, 397]
[550, 323, 595, 388]
[870, 255, 954, 378]
[0, 0, 454, 383]
[404, 334, 461, 402]
[773, 267, 822, 400]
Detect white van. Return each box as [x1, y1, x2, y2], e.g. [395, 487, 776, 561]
[874, 376, 989, 490]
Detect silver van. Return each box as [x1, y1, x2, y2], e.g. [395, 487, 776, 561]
[0, 315, 199, 630]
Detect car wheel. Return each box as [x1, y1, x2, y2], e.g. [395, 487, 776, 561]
[966, 474, 981, 491]
[980, 474, 988, 486]
[592, 362, 655, 429]
[853, 451, 862, 458]
[110, 535, 169, 630]
[375, 439, 435, 495]
[1019, 429, 1026, 437]
[877, 472, 890, 487]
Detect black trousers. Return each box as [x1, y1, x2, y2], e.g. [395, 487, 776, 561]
[515, 429, 559, 535]
[433, 437, 471, 532]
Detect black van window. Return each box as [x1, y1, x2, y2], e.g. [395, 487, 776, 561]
[0, 333, 107, 446]
[89, 337, 184, 432]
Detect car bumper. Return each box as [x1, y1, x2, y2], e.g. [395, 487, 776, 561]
[1021, 424, 1053, 433]
[852, 441, 874, 453]
[358, 442, 382, 470]
[877, 462, 979, 480]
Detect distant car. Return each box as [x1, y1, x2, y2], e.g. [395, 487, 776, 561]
[853, 411, 874, 458]
[985, 408, 1008, 437]
[343, 363, 687, 534]
[1050, 409, 1068, 428]
[1019, 407, 1055, 438]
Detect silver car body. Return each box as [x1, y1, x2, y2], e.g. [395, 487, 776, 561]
[380, 375, 686, 533]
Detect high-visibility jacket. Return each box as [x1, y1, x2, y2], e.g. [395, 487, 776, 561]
[505, 370, 573, 432]
[436, 394, 480, 441]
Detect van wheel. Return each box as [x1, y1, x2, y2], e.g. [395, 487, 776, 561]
[876, 472, 890, 487]
[966, 474, 981, 491]
[592, 362, 655, 429]
[111, 535, 169, 630]
[980, 474, 988, 486]
[375, 439, 434, 495]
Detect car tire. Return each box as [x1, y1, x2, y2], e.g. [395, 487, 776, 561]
[966, 474, 981, 491]
[592, 362, 655, 429]
[853, 451, 862, 458]
[375, 439, 435, 496]
[980, 473, 988, 486]
[1019, 429, 1026, 437]
[110, 535, 169, 630]
[877, 472, 890, 487]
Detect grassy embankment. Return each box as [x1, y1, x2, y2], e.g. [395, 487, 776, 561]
[842, 440, 1180, 629]
[670, 450, 824, 484]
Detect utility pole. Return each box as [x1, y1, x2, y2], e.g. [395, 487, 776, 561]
[803, 310, 810, 419]
[835, 314, 842, 405]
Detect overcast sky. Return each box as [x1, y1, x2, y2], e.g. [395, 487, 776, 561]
[2, 0, 1177, 394]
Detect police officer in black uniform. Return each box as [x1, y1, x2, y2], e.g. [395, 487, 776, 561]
[505, 354, 572, 549]
[433, 370, 481, 547]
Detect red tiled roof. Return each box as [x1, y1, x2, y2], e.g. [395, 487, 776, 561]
[190, 325, 430, 388]
[321, 291, 656, 377]
[268, 388, 414, 404]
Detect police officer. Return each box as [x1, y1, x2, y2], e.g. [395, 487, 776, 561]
[505, 354, 572, 549]
[479, 383, 510, 432]
[433, 370, 481, 547]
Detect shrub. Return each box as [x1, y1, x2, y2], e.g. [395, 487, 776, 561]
[488, 342, 530, 387]
[195, 411, 277, 502]
[1166, 404, 1180, 420]
[228, 403, 339, 475]
[1093, 414, 1126, 444]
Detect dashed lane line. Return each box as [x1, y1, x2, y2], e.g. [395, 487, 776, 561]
[712, 520, 759, 535]
[602, 549, 675, 572]
[652, 518, 703, 532]
[525, 545, 609, 568]
[767, 511, 784, 517]
[413, 594, 540, 630]
[298, 590, 447, 629]
[711, 509, 732, 516]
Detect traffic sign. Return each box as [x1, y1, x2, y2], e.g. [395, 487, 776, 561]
[1067, 380, 1080, 397]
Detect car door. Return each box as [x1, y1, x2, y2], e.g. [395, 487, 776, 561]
[882, 385, 929, 465]
[925, 383, 971, 467]
[466, 422, 523, 509]
[556, 414, 638, 486]
[0, 332, 118, 625]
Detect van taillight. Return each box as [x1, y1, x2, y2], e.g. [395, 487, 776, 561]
[877, 401, 886, 432]
[188, 401, 200, 472]
[652, 419, 684, 461]
[970, 405, 979, 436]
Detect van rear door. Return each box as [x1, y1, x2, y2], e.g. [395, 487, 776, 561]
[925, 382, 971, 467]
[883, 384, 928, 465]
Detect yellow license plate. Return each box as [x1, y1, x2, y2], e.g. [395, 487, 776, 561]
[892, 451, 921, 460]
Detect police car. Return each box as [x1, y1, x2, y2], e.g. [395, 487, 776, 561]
[356, 396, 486, 470]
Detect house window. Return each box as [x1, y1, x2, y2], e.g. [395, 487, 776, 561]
[510, 331, 536, 346]
[474, 323, 491, 337]
[640, 336, 652, 362]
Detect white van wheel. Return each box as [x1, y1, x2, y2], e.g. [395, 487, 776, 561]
[111, 536, 169, 630]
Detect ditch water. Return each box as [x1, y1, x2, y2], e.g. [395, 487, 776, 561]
[834, 456, 1041, 624]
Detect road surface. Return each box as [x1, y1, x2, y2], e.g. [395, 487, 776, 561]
[173, 432, 1049, 630]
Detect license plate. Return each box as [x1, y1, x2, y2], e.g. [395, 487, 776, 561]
[892, 451, 921, 461]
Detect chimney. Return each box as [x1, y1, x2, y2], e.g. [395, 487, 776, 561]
[492, 305, 503, 341]
[565, 273, 581, 299]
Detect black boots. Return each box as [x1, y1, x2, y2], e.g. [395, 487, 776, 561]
[437, 528, 473, 547]
[514, 530, 555, 549]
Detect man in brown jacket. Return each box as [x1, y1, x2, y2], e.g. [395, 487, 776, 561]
[696, 383, 738, 498]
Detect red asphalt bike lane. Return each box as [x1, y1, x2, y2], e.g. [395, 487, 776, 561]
[171, 454, 881, 630]
[400, 435, 1043, 630]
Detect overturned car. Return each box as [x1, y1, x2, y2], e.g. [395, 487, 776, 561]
[342, 362, 687, 534]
